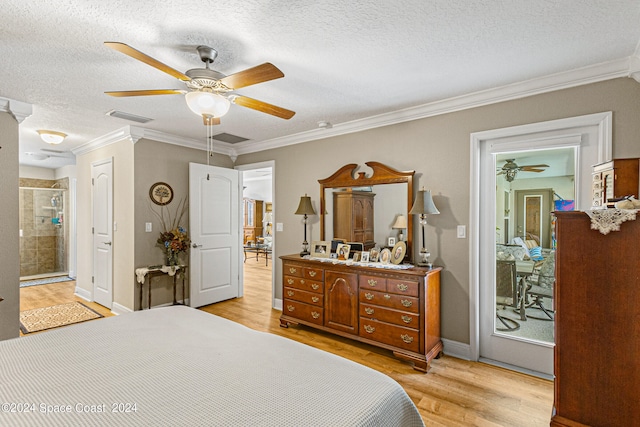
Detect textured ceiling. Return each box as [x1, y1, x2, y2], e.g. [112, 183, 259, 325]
[2, 0, 640, 168]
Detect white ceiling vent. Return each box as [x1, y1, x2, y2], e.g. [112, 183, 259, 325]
[106, 110, 153, 123]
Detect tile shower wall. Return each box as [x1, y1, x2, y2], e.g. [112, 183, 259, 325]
[19, 178, 68, 278]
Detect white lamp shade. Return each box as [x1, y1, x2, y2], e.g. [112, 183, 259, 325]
[392, 215, 407, 229]
[185, 91, 231, 117]
[37, 130, 66, 145]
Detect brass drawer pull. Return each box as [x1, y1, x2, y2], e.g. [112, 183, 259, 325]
[287, 305, 295, 312]
[311, 311, 320, 319]
[287, 278, 294, 285]
[401, 334, 414, 344]
[396, 283, 409, 292]
[300, 279, 305, 285]
[309, 271, 317, 277]
[384, 294, 391, 300]
[364, 325, 376, 334]
[311, 283, 320, 290]
[289, 267, 297, 274]
[312, 296, 320, 303]
[364, 292, 374, 300]
[287, 290, 295, 297]
[367, 279, 377, 286]
[401, 299, 412, 308]
[365, 307, 374, 315]
[401, 315, 412, 324]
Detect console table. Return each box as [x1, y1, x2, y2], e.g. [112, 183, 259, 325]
[135, 265, 187, 309]
[280, 255, 442, 372]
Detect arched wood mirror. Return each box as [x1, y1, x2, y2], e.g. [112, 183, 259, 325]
[319, 162, 414, 261]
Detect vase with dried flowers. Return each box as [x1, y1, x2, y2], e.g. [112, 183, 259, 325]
[150, 197, 191, 266]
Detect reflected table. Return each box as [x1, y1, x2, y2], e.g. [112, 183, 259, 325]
[515, 260, 536, 320]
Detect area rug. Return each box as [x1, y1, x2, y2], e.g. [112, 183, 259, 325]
[20, 276, 74, 288]
[20, 302, 103, 334]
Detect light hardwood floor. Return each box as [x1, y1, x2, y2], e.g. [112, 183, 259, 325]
[19, 260, 554, 426]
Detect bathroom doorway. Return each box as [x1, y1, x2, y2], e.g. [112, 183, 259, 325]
[19, 187, 68, 279]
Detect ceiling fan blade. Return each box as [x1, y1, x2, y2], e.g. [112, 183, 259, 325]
[203, 115, 221, 125]
[104, 42, 191, 81]
[520, 167, 546, 172]
[220, 63, 284, 90]
[521, 164, 549, 169]
[105, 89, 186, 97]
[231, 96, 295, 119]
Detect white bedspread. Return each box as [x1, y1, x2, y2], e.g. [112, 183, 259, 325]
[0, 306, 424, 426]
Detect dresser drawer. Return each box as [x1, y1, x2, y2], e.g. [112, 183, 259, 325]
[284, 276, 324, 293]
[283, 300, 323, 325]
[359, 318, 420, 353]
[283, 263, 303, 277]
[284, 287, 323, 306]
[359, 303, 420, 328]
[303, 267, 324, 281]
[387, 278, 419, 297]
[359, 275, 387, 291]
[359, 289, 419, 313]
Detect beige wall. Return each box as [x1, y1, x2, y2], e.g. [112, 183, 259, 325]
[237, 77, 640, 344]
[0, 112, 20, 340]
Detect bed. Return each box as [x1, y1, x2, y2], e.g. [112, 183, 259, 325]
[0, 306, 424, 426]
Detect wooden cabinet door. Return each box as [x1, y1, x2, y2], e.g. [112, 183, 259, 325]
[325, 270, 358, 334]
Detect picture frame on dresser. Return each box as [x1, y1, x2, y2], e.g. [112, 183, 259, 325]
[360, 252, 370, 262]
[388, 237, 396, 247]
[336, 243, 351, 260]
[311, 241, 330, 258]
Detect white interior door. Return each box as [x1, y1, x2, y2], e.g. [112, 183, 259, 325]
[189, 163, 241, 308]
[92, 159, 113, 309]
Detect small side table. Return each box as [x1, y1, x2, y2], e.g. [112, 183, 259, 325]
[135, 265, 188, 309]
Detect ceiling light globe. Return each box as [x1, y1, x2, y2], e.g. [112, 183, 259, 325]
[185, 91, 230, 118]
[37, 130, 66, 145]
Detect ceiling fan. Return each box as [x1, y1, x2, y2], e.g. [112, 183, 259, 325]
[104, 42, 295, 125]
[497, 159, 549, 182]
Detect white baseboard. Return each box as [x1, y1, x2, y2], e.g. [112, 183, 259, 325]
[274, 298, 282, 311]
[441, 338, 472, 360]
[111, 302, 133, 316]
[74, 286, 92, 302]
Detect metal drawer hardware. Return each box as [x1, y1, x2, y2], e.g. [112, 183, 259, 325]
[401, 299, 412, 308]
[312, 296, 320, 303]
[311, 284, 320, 290]
[364, 292, 374, 300]
[396, 283, 409, 292]
[384, 294, 391, 300]
[401, 315, 412, 324]
[401, 334, 414, 344]
[287, 290, 295, 297]
[311, 311, 320, 319]
[367, 279, 377, 286]
[309, 271, 317, 277]
[287, 305, 295, 312]
[365, 307, 374, 315]
[289, 267, 297, 274]
[300, 279, 305, 284]
[287, 279, 294, 285]
[364, 325, 376, 334]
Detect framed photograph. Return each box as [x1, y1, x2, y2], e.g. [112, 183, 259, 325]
[336, 243, 351, 260]
[331, 239, 345, 253]
[330, 253, 338, 259]
[388, 237, 396, 247]
[369, 247, 380, 263]
[360, 252, 370, 263]
[379, 248, 392, 264]
[311, 241, 330, 258]
[391, 241, 406, 265]
[352, 252, 361, 262]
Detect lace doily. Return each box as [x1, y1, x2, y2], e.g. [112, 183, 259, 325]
[586, 209, 638, 235]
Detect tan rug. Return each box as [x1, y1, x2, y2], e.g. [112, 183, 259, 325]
[20, 302, 103, 334]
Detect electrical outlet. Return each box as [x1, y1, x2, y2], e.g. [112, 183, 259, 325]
[145, 222, 152, 232]
[457, 225, 466, 238]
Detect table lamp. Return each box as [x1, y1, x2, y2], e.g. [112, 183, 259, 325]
[392, 215, 407, 241]
[409, 188, 440, 267]
[294, 194, 316, 257]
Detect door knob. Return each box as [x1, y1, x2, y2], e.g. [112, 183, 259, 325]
[192, 243, 203, 248]
[103, 241, 112, 246]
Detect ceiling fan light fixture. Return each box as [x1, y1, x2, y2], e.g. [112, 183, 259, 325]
[185, 90, 230, 118]
[37, 130, 67, 145]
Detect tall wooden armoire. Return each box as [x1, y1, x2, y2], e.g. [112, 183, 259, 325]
[333, 190, 375, 249]
[551, 211, 639, 426]
[243, 198, 263, 244]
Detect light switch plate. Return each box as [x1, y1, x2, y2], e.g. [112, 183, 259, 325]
[276, 222, 284, 232]
[457, 225, 466, 238]
[145, 222, 152, 232]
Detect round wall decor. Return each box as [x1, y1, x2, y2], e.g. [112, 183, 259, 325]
[149, 182, 174, 206]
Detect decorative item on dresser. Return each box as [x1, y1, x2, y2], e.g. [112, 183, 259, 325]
[243, 198, 263, 244]
[409, 188, 440, 267]
[392, 214, 407, 241]
[551, 211, 639, 427]
[591, 157, 639, 208]
[294, 194, 316, 256]
[280, 255, 443, 372]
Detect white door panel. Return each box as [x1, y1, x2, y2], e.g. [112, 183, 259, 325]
[92, 159, 113, 309]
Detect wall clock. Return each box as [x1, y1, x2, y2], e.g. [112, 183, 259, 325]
[149, 182, 173, 206]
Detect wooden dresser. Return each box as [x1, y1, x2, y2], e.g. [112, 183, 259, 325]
[333, 191, 375, 250]
[591, 158, 639, 208]
[551, 212, 640, 426]
[280, 255, 442, 372]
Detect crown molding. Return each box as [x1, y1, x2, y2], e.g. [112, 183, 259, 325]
[72, 125, 237, 159]
[0, 97, 32, 123]
[233, 56, 635, 156]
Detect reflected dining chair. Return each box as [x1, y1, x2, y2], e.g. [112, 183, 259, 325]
[496, 260, 520, 331]
[523, 253, 555, 320]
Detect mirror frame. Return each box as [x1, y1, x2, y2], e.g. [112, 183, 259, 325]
[319, 161, 415, 260]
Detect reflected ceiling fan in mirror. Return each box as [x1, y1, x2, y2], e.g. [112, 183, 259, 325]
[497, 159, 549, 182]
[104, 42, 295, 125]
